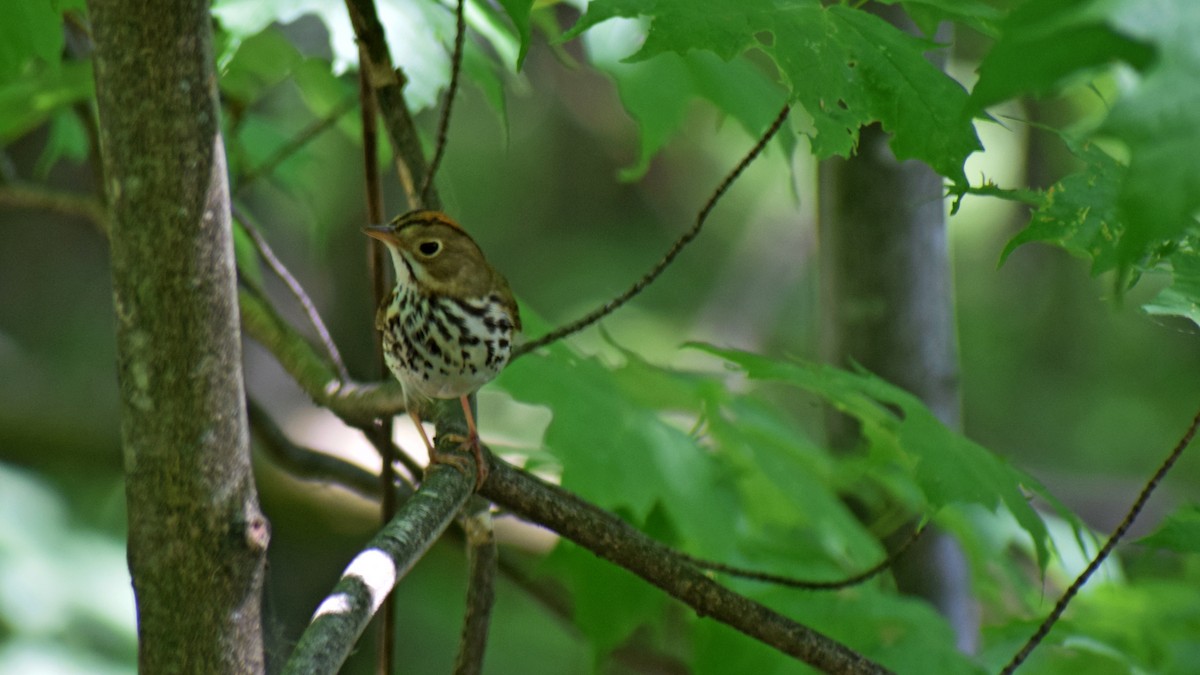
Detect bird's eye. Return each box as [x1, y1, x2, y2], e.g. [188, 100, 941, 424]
[418, 240, 442, 256]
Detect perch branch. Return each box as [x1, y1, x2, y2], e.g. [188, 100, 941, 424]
[283, 460, 475, 675]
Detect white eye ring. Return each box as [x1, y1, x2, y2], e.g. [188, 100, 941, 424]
[418, 240, 442, 257]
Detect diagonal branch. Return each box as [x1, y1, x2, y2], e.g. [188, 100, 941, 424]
[234, 206, 351, 382]
[238, 285, 407, 423]
[283, 461, 474, 674]
[0, 184, 109, 233]
[479, 456, 893, 675]
[453, 498, 497, 675]
[1000, 404, 1200, 674]
[513, 104, 792, 357]
[344, 0, 439, 210]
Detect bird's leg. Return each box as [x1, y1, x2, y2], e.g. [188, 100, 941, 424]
[441, 395, 488, 489]
[408, 406, 473, 481]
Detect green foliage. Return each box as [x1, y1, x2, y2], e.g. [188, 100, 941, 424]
[1139, 505, 1200, 553]
[1000, 139, 1125, 274]
[582, 26, 790, 181]
[567, 0, 981, 185]
[6, 0, 1200, 672]
[689, 344, 1057, 570]
[977, 0, 1200, 309]
[0, 465, 136, 674]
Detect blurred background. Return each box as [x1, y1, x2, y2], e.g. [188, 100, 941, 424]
[2, 8, 1199, 674]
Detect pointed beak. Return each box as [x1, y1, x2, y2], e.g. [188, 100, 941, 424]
[362, 224, 396, 245]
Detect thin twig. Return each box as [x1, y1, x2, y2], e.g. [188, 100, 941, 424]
[237, 285, 408, 423]
[233, 204, 351, 383]
[1001, 405, 1200, 674]
[514, 104, 792, 358]
[248, 397, 414, 500]
[344, 0, 439, 209]
[453, 499, 497, 675]
[682, 523, 927, 591]
[0, 184, 109, 234]
[357, 55, 403, 675]
[238, 95, 358, 191]
[420, 0, 466, 203]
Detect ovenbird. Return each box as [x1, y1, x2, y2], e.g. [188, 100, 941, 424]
[364, 210, 520, 487]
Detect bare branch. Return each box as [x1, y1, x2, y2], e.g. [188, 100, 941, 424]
[344, 0, 439, 210]
[453, 499, 497, 675]
[1000, 405, 1200, 673]
[514, 104, 792, 357]
[479, 457, 893, 674]
[238, 285, 407, 423]
[233, 206, 352, 382]
[420, 0, 466, 204]
[0, 184, 109, 234]
[682, 523, 926, 591]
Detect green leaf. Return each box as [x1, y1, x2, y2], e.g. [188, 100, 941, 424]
[219, 27, 304, 104]
[1000, 140, 1125, 273]
[704, 394, 887, 569]
[0, 60, 92, 142]
[1102, 0, 1200, 275]
[33, 108, 89, 177]
[0, 0, 65, 84]
[461, 38, 510, 132]
[541, 542, 667, 657]
[1143, 242, 1200, 328]
[497, 347, 685, 520]
[496, 0, 534, 67]
[291, 58, 358, 134]
[755, 586, 986, 674]
[688, 343, 1054, 571]
[567, 0, 979, 185]
[970, 0, 1153, 111]
[1138, 505, 1200, 553]
[585, 25, 789, 181]
[890, 0, 1004, 38]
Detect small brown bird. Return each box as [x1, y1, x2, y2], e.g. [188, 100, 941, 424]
[364, 210, 521, 487]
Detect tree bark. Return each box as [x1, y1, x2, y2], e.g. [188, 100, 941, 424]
[89, 0, 269, 671]
[817, 6, 978, 653]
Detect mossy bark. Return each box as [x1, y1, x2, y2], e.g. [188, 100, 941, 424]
[89, 0, 268, 671]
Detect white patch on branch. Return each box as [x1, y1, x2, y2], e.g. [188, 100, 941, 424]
[346, 547, 396, 614]
[312, 592, 352, 620]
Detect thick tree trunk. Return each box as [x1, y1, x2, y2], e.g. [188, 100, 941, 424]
[90, 0, 269, 671]
[817, 7, 977, 653]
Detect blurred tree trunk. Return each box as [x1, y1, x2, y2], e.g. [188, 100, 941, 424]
[90, 0, 269, 671]
[817, 5, 979, 654]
